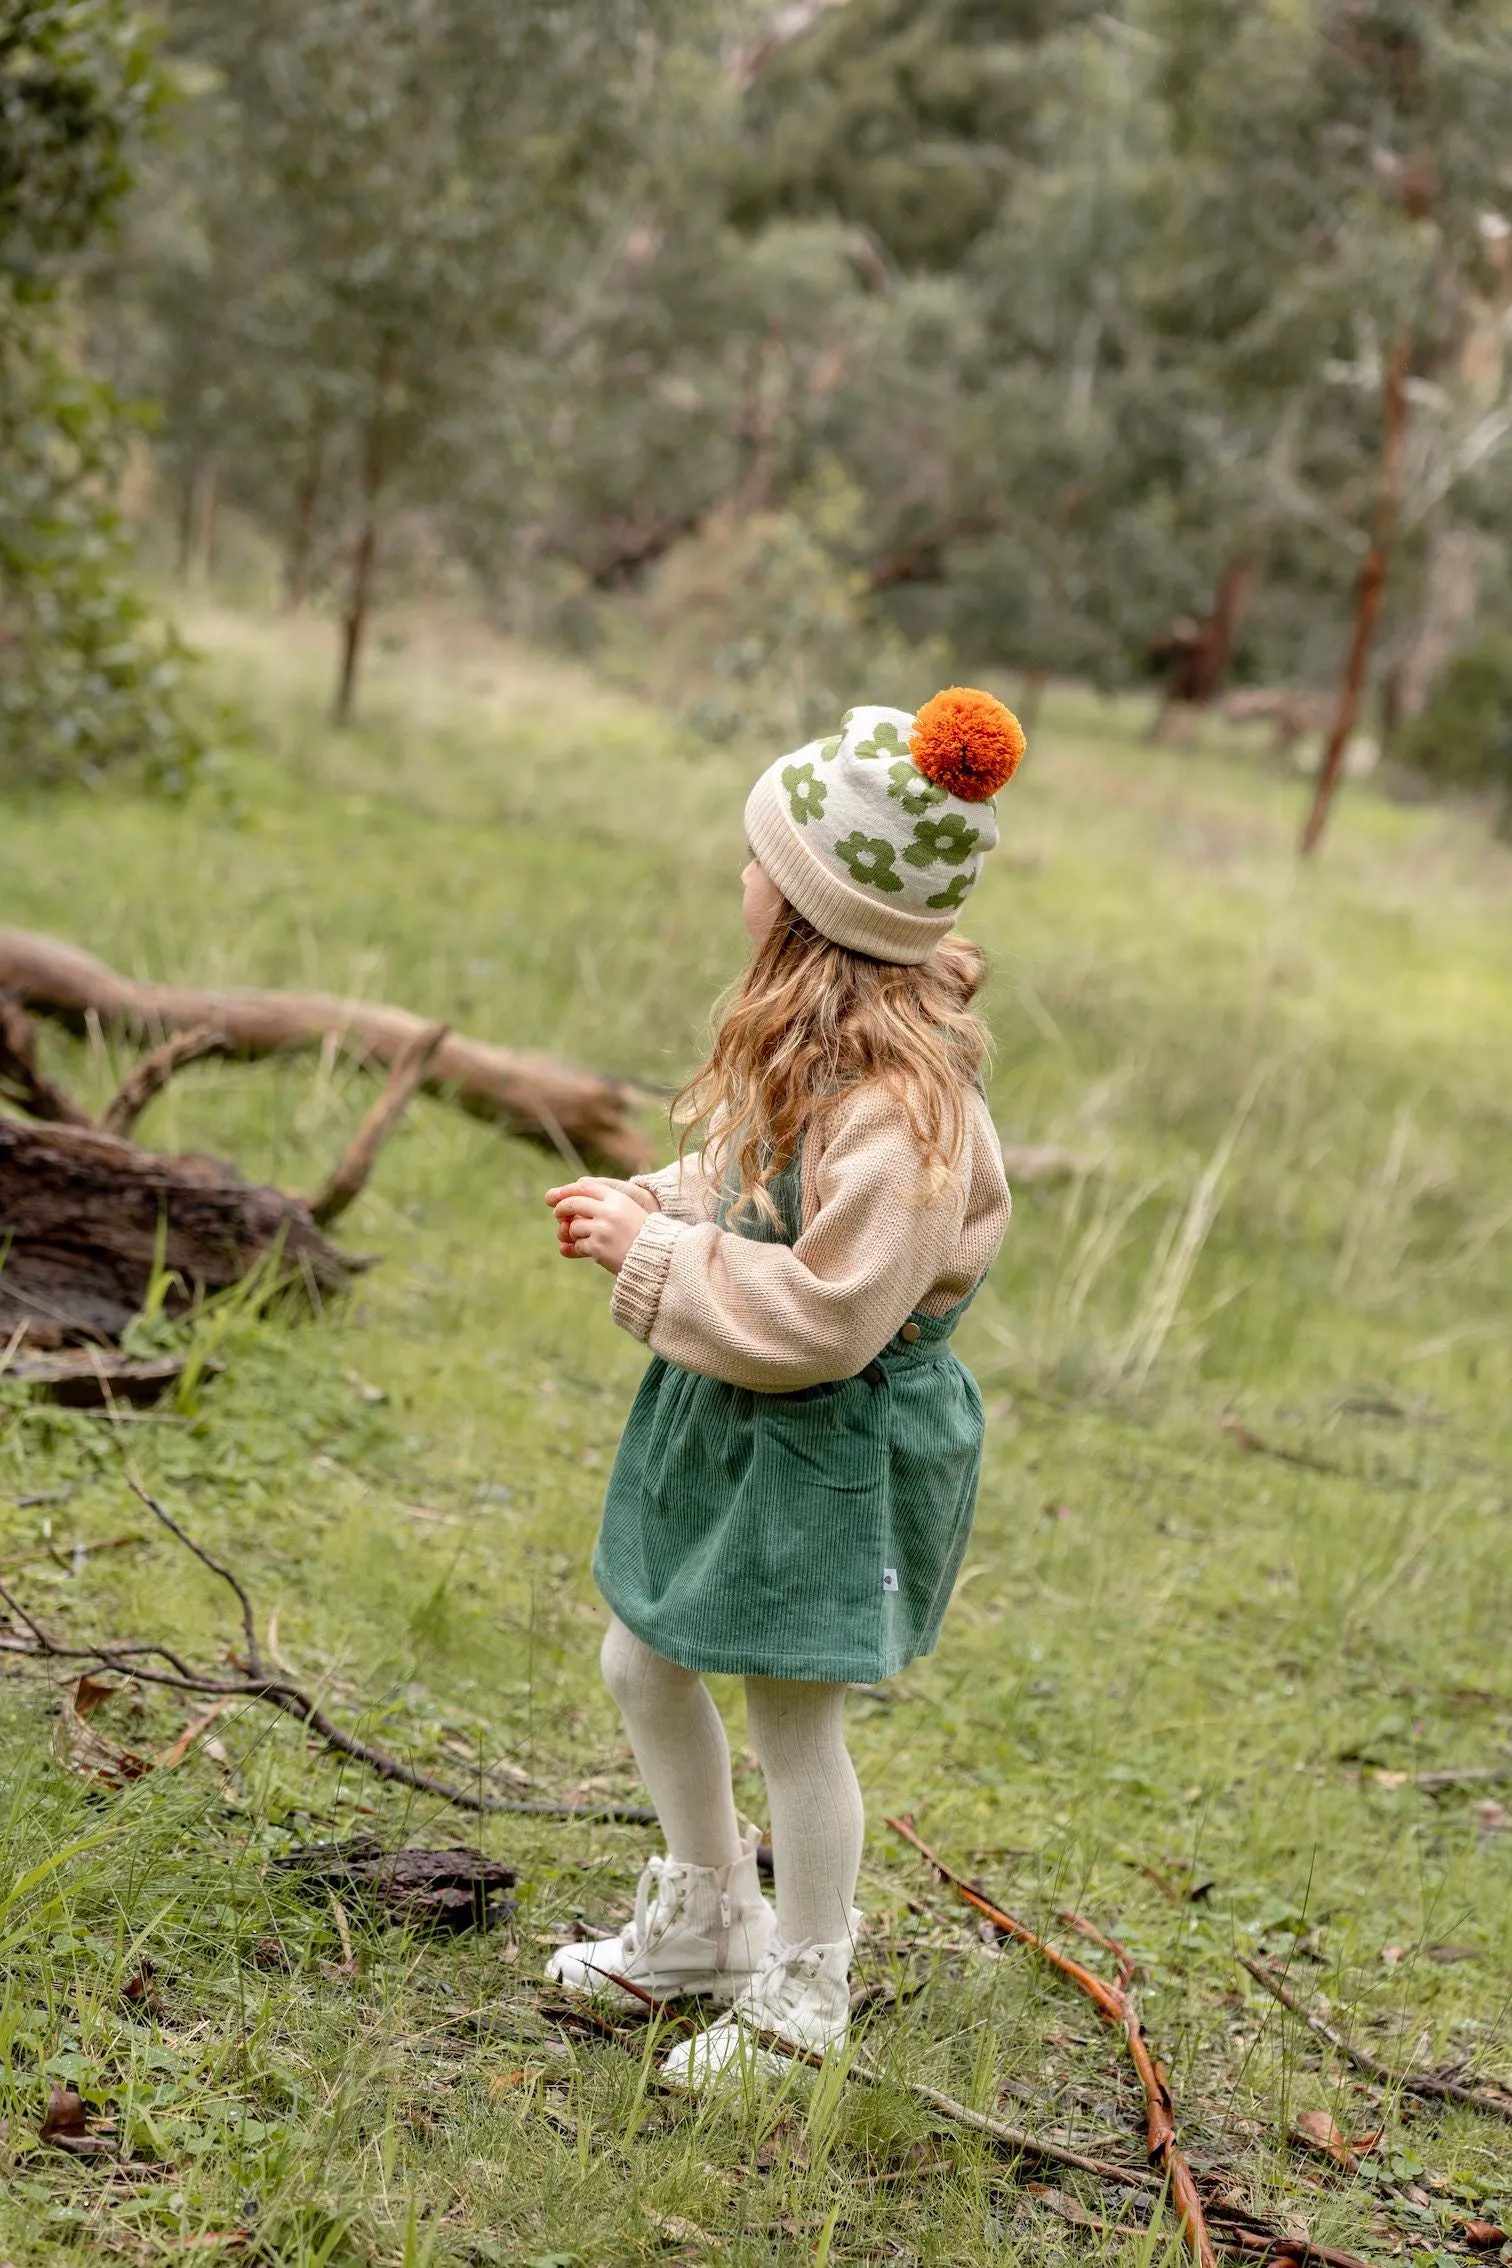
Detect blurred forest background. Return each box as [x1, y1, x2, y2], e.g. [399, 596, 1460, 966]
[6, 0, 1512, 832]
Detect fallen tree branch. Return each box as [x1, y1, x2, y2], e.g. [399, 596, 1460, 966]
[101, 1025, 234, 1139]
[0, 928, 651, 1170]
[1241, 1956, 1512, 2123]
[889, 1814, 1218, 2268]
[0, 995, 92, 1127]
[1, 1484, 656, 1826]
[308, 1020, 448, 1227]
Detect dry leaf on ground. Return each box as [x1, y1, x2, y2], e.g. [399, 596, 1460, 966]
[52, 1677, 151, 1788]
[38, 2085, 113, 2157]
[1289, 2108, 1380, 2170]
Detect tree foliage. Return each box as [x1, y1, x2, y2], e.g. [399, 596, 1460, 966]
[95, 0, 1512, 760]
[0, 0, 198, 788]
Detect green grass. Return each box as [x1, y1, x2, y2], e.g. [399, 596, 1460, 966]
[1, 595, 1510, 2266]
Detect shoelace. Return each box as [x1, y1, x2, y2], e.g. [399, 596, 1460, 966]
[623, 1856, 686, 1957]
[743, 1938, 821, 2015]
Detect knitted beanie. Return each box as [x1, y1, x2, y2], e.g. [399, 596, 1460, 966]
[744, 686, 1025, 965]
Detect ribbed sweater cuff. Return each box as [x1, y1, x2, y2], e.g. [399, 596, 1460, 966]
[611, 1210, 685, 1342]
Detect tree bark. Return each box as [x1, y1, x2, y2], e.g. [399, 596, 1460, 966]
[1300, 344, 1411, 858]
[1149, 556, 1256, 740]
[284, 428, 325, 613]
[334, 380, 387, 724]
[0, 1117, 356, 1348]
[175, 464, 198, 581]
[197, 458, 221, 583]
[1016, 668, 1048, 734]
[0, 930, 652, 1173]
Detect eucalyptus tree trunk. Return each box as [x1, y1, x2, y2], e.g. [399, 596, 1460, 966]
[334, 385, 386, 724]
[284, 428, 325, 612]
[1300, 344, 1411, 858]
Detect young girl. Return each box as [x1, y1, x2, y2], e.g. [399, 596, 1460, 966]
[543, 687, 1020, 2082]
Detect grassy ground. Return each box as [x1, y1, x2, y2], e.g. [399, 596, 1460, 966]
[1, 598, 1510, 2267]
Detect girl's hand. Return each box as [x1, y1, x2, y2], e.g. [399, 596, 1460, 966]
[547, 1184, 652, 1273]
[544, 1177, 657, 1259]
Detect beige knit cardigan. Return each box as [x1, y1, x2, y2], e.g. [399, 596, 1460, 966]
[611, 1083, 1011, 1393]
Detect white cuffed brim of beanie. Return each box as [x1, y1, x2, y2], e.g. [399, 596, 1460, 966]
[744, 770, 956, 966]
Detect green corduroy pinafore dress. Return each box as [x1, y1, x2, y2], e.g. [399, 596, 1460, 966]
[593, 1143, 985, 1684]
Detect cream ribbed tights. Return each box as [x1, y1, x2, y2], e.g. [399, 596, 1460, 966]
[600, 1615, 864, 1948]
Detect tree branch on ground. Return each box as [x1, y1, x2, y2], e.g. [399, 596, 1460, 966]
[0, 1479, 656, 1828]
[0, 928, 651, 1170]
[1241, 1956, 1512, 2122]
[889, 1814, 1219, 2268]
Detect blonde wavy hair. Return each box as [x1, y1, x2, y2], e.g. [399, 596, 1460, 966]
[675, 901, 990, 1223]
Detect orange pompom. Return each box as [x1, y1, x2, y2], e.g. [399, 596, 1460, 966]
[910, 686, 1025, 802]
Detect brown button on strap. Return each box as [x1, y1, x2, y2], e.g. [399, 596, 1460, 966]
[899, 1321, 921, 1343]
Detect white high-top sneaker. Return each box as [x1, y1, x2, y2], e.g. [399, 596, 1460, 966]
[544, 1826, 773, 2002]
[659, 1930, 855, 2086]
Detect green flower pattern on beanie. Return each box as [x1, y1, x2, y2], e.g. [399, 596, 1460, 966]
[754, 699, 1008, 943]
[886, 759, 946, 816]
[851, 719, 911, 762]
[834, 831, 905, 893]
[925, 870, 975, 910]
[903, 812, 980, 868]
[782, 761, 826, 825]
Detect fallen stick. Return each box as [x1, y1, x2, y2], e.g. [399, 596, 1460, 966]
[1220, 1416, 1341, 1476]
[880, 2068, 1160, 2191]
[1241, 1957, 1512, 2123]
[889, 1814, 1218, 2268]
[308, 1020, 449, 1227]
[0, 993, 92, 1127]
[0, 927, 651, 1170]
[1030, 2183, 1374, 2268]
[0, 1478, 656, 1828]
[100, 1026, 234, 1139]
[1412, 1763, 1512, 1794]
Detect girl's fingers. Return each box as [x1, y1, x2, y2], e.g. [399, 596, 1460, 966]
[553, 1191, 605, 1220]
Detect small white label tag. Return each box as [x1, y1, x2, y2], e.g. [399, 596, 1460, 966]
[882, 1567, 899, 1593]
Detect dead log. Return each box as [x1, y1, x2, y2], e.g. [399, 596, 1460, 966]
[0, 929, 652, 1173]
[0, 1116, 356, 1347]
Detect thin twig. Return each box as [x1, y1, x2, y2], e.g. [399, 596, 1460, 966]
[1030, 2183, 1374, 2268]
[1241, 1957, 1512, 2122]
[863, 2061, 1161, 2190]
[1412, 1763, 1512, 1794]
[1056, 1906, 1140, 1987]
[308, 1020, 449, 1227]
[127, 1478, 262, 1677]
[889, 1814, 1218, 2268]
[100, 1025, 234, 1140]
[4, 1492, 657, 1825]
[1220, 1416, 1341, 1475]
